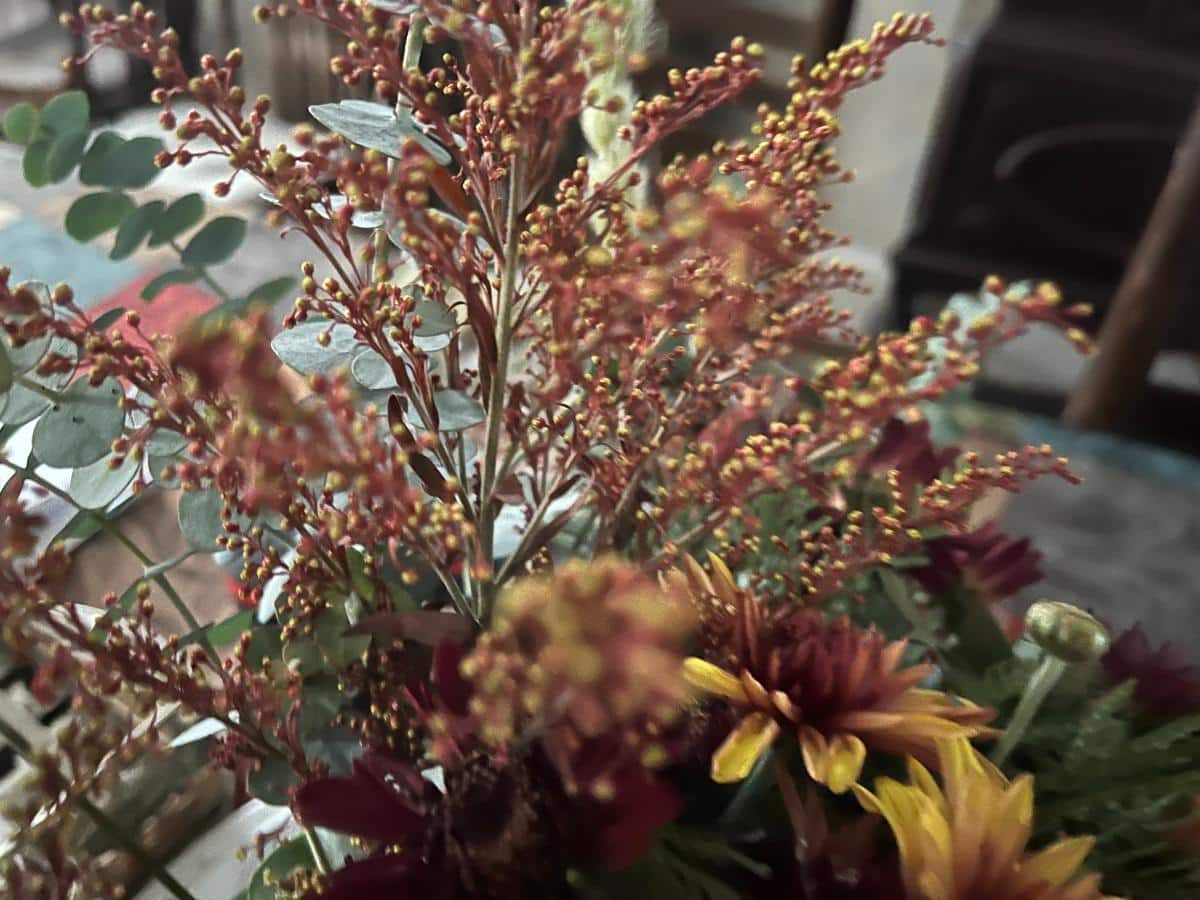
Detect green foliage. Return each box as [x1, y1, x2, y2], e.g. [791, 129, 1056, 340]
[39, 91, 89, 136]
[203, 275, 298, 322]
[149, 193, 206, 247]
[45, 130, 90, 183]
[91, 306, 127, 331]
[141, 268, 201, 302]
[65, 192, 136, 243]
[17, 91, 90, 187]
[78, 132, 164, 189]
[180, 216, 248, 266]
[110, 200, 166, 260]
[3, 102, 39, 144]
[580, 826, 768, 900]
[991, 672, 1200, 899]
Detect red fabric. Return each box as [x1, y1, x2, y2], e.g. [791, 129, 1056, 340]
[86, 273, 217, 342]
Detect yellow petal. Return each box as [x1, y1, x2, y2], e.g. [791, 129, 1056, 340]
[1021, 835, 1095, 887]
[800, 728, 867, 793]
[683, 658, 747, 702]
[852, 782, 882, 814]
[824, 734, 868, 794]
[739, 670, 771, 708]
[681, 554, 713, 596]
[705, 550, 740, 603]
[711, 712, 780, 783]
[905, 756, 941, 804]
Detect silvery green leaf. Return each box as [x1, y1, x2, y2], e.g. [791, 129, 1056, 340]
[146, 428, 189, 457]
[410, 298, 456, 336]
[178, 488, 245, 552]
[350, 349, 398, 391]
[308, 99, 451, 165]
[32, 377, 125, 468]
[69, 453, 139, 509]
[318, 195, 387, 229]
[433, 389, 484, 431]
[169, 715, 232, 748]
[258, 547, 297, 624]
[270, 319, 360, 375]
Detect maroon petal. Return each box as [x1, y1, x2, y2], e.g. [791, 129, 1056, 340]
[432, 641, 472, 716]
[294, 758, 426, 844]
[584, 768, 683, 870]
[1103, 625, 1200, 717]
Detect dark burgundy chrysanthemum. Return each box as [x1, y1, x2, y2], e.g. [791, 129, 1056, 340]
[862, 417, 959, 495]
[913, 522, 1042, 603]
[1102, 625, 1200, 717]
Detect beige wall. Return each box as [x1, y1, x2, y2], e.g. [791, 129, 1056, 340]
[824, 0, 998, 255]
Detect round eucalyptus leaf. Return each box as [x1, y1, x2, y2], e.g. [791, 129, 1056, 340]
[177, 488, 226, 551]
[79, 134, 164, 189]
[3, 102, 39, 145]
[65, 191, 135, 243]
[414, 332, 451, 353]
[180, 216, 247, 267]
[148, 192, 205, 247]
[39, 91, 89, 137]
[0, 384, 50, 427]
[78, 131, 126, 185]
[433, 389, 485, 431]
[147, 454, 180, 488]
[31, 377, 125, 468]
[22, 139, 51, 188]
[146, 428, 189, 457]
[1, 340, 82, 432]
[350, 349, 397, 391]
[410, 298, 456, 336]
[270, 319, 360, 375]
[68, 453, 139, 509]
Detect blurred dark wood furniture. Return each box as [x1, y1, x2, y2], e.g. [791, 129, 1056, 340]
[892, 0, 1200, 448]
[1064, 94, 1200, 434]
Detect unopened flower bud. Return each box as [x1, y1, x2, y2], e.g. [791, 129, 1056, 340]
[1024, 600, 1109, 663]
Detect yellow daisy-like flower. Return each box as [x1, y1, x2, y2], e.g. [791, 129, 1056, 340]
[676, 554, 994, 792]
[854, 737, 1121, 900]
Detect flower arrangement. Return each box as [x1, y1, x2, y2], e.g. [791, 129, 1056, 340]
[1, 3, 1198, 899]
